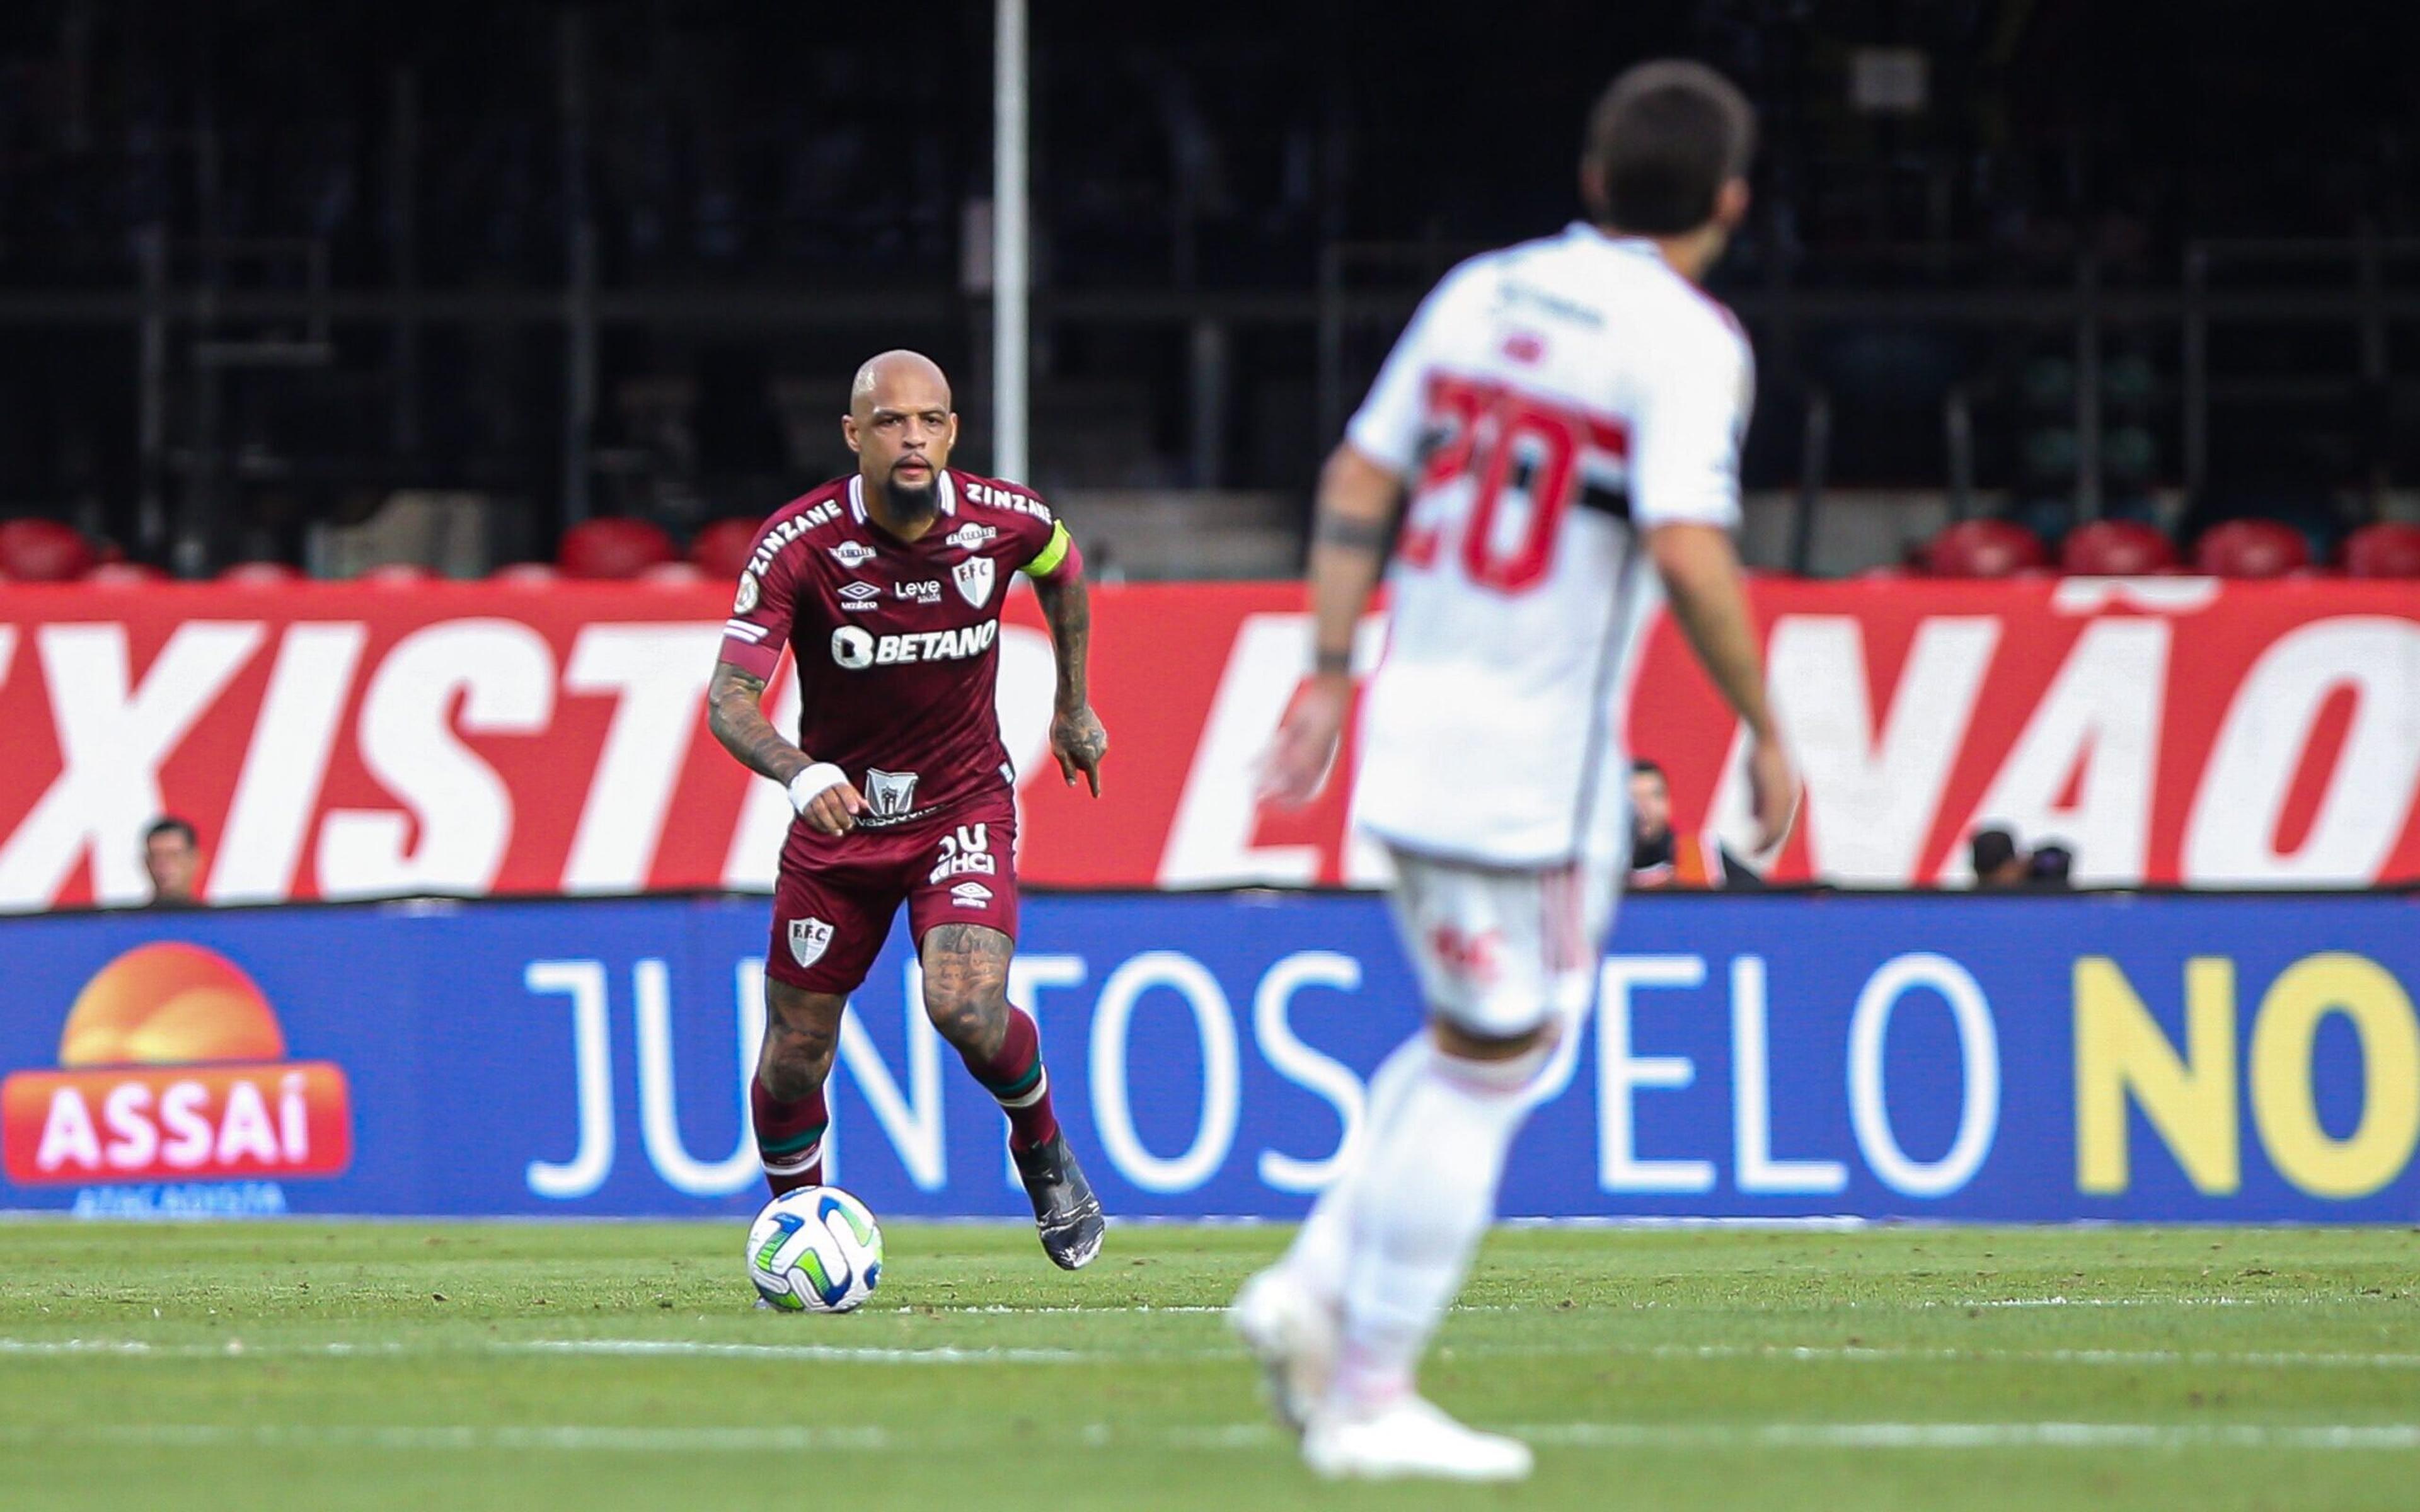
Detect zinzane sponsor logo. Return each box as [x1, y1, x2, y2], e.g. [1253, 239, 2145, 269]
[831, 622, 1000, 670]
[0, 943, 352, 1187]
[960, 480, 1051, 520]
[745, 503, 843, 578]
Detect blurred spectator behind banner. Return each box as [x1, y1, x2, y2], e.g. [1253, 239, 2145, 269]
[1628, 761, 1763, 890]
[142, 818, 203, 908]
[2028, 842, 2077, 890]
[1969, 826, 2031, 889]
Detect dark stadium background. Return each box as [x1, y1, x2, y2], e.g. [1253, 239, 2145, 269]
[0, 0, 2414, 580]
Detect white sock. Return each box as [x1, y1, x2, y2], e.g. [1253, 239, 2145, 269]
[1281, 1033, 1431, 1305]
[1327, 1047, 1540, 1411]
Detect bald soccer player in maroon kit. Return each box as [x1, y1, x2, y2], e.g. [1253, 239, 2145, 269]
[706, 349, 1109, 1269]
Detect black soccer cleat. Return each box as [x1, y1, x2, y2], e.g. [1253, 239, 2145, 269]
[1013, 1132, 1105, 1270]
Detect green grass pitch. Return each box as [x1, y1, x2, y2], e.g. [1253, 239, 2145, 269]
[1, 1220, 2414, 1509]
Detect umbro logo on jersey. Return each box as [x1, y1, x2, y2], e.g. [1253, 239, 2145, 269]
[839, 581, 880, 610]
[945, 522, 998, 550]
[829, 541, 877, 568]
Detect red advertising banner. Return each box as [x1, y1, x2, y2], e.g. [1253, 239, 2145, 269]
[0, 575, 2414, 908]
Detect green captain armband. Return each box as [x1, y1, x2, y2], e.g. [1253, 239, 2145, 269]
[1020, 519, 1075, 579]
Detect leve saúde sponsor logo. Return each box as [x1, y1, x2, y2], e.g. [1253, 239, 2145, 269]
[1, 943, 354, 1187]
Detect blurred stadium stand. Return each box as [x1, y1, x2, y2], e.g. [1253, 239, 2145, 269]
[0, 2, 2414, 581]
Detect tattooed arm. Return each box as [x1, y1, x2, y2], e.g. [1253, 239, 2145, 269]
[1032, 573, 1108, 796]
[706, 661, 864, 834]
[1260, 442, 1403, 805]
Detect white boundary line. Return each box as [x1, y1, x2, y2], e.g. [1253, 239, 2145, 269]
[2, 1421, 2415, 1453]
[8, 1335, 2420, 1372]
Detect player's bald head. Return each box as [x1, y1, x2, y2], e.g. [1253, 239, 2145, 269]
[850, 350, 952, 418]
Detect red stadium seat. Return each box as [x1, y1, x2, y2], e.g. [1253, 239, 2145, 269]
[83, 561, 170, 586]
[217, 560, 305, 585]
[1921, 519, 2049, 578]
[638, 559, 707, 585]
[2192, 518, 2309, 579]
[2060, 520, 2177, 576]
[689, 518, 760, 580]
[557, 517, 677, 580]
[488, 561, 562, 585]
[2342, 522, 2420, 579]
[0, 518, 98, 582]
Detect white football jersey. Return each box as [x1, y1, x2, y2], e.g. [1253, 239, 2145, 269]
[1347, 222, 1753, 868]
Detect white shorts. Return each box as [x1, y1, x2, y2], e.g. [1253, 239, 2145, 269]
[1383, 847, 1622, 1038]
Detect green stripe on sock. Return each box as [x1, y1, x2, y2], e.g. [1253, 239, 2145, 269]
[758, 1125, 827, 1157]
[985, 1062, 1044, 1101]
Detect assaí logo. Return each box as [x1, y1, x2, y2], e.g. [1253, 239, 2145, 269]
[1, 943, 353, 1195]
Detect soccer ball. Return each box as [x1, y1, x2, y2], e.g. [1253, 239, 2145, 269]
[746, 1186, 884, 1313]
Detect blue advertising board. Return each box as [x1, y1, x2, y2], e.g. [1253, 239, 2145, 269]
[1, 891, 2415, 1222]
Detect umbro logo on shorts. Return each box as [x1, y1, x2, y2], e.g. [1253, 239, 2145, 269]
[788, 917, 835, 968]
[950, 881, 993, 908]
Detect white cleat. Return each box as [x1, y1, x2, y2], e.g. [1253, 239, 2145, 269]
[1228, 1266, 1336, 1438]
[1301, 1394, 1535, 1483]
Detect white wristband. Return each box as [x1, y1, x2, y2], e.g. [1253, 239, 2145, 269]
[787, 763, 848, 815]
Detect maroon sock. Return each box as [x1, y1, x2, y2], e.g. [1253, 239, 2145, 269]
[961, 1007, 1060, 1152]
[751, 1078, 828, 1196]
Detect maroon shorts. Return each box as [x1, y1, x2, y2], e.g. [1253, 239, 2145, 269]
[766, 793, 1020, 994]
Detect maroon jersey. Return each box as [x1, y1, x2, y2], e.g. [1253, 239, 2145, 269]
[717, 468, 1077, 829]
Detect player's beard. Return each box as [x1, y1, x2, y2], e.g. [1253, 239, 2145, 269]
[885, 467, 942, 525]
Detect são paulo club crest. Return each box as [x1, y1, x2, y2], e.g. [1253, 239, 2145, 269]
[788, 917, 834, 970]
[952, 556, 995, 608]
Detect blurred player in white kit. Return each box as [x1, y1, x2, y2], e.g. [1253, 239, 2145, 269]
[1233, 60, 1799, 1482]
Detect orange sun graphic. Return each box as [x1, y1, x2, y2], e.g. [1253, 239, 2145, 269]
[54, 942, 286, 1067]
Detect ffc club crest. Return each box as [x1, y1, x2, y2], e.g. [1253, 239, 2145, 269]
[953, 556, 995, 608]
[864, 769, 919, 819]
[788, 917, 834, 970]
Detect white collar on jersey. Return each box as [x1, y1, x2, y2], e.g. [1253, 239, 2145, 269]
[846, 470, 957, 525]
[1565, 220, 1662, 259]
